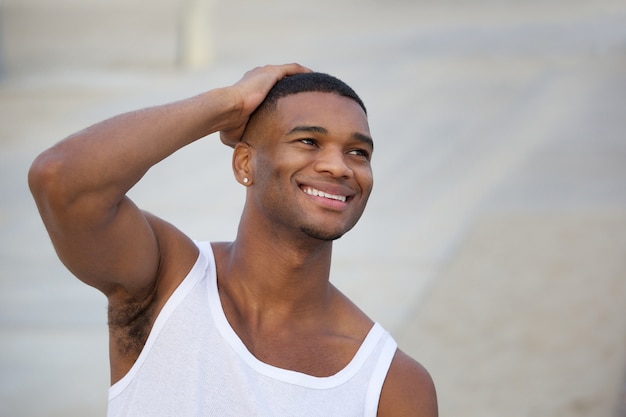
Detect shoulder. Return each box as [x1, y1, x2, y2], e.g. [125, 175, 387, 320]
[108, 212, 200, 382]
[377, 348, 438, 417]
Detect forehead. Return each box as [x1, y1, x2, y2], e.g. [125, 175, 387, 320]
[273, 92, 370, 135]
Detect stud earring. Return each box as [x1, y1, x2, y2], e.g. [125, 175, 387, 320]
[243, 178, 249, 184]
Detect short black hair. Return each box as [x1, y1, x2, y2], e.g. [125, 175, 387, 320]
[254, 72, 367, 117]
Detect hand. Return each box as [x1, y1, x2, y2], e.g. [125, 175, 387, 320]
[219, 63, 311, 147]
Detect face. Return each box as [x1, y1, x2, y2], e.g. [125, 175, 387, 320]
[245, 92, 374, 241]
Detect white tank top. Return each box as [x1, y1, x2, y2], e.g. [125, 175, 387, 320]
[108, 242, 398, 417]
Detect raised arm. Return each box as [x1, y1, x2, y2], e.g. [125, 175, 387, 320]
[28, 63, 310, 300]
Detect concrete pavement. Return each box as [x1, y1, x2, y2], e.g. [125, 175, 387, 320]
[1, 1, 626, 416]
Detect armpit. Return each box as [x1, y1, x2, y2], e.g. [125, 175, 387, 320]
[108, 290, 158, 357]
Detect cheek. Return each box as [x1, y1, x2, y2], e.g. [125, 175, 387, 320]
[356, 166, 374, 195]
[253, 153, 276, 182]
[252, 154, 293, 197]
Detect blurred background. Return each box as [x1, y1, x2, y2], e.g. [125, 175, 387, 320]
[1, 0, 626, 416]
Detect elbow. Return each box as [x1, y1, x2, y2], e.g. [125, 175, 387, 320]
[28, 149, 72, 211]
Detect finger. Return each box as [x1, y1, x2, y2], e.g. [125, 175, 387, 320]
[250, 63, 311, 83]
[276, 63, 313, 77]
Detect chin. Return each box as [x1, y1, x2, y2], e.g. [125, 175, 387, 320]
[300, 225, 348, 242]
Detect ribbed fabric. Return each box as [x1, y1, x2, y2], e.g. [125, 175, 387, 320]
[108, 241, 397, 417]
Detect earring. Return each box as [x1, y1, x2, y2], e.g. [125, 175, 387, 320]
[243, 178, 249, 184]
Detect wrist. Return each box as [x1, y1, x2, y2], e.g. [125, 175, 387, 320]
[194, 87, 243, 134]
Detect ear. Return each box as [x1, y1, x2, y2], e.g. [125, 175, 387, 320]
[232, 141, 254, 186]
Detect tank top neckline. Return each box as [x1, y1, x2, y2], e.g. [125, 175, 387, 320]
[205, 243, 386, 390]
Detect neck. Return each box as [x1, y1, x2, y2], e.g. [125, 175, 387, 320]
[218, 215, 335, 323]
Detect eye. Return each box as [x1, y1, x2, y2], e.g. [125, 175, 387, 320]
[347, 148, 371, 160]
[298, 138, 317, 146]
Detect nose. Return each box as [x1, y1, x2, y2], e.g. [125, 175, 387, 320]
[313, 148, 353, 179]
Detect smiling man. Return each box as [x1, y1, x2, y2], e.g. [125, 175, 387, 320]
[29, 64, 437, 416]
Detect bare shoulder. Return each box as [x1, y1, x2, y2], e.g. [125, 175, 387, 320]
[329, 287, 437, 416]
[377, 348, 438, 417]
[329, 285, 376, 338]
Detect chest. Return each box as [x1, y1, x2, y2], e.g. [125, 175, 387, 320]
[232, 326, 362, 377]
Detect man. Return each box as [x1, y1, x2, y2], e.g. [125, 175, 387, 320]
[29, 63, 437, 416]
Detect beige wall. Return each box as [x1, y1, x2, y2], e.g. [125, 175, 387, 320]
[0, 0, 216, 74]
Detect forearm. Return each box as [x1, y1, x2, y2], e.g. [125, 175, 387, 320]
[29, 87, 238, 214]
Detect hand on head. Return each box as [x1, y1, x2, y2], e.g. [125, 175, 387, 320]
[219, 63, 312, 148]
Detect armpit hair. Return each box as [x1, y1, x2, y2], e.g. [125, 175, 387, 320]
[108, 290, 157, 356]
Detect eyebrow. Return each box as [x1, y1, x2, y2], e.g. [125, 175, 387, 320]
[287, 125, 374, 149]
[353, 132, 374, 150]
[287, 125, 328, 135]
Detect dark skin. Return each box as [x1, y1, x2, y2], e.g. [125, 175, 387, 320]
[29, 64, 437, 416]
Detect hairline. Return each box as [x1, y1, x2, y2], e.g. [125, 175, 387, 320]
[260, 90, 367, 118]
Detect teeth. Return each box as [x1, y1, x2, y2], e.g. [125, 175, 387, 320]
[303, 187, 347, 202]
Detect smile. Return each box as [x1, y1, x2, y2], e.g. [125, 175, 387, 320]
[302, 186, 347, 202]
